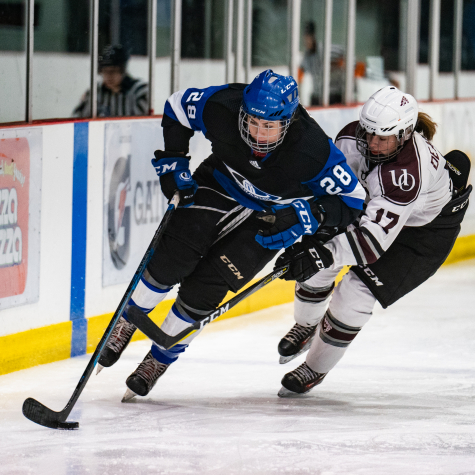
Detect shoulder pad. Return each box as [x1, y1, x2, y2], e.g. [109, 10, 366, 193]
[378, 137, 421, 205]
[165, 85, 229, 134]
[335, 121, 359, 141]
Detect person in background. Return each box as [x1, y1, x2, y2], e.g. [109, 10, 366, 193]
[299, 22, 323, 106]
[299, 21, 344, 106]
[73, 44, 149, 118]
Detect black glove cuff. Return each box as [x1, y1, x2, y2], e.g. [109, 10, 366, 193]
[154, 149, 190, 161]
[310, 201, 326, 226]
[304, 236, 334, 268]
[160, 173, 177, 200]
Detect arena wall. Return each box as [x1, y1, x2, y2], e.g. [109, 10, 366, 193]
[1, 101, 474, 376]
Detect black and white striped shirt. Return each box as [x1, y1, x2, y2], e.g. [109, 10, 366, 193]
[73, 75, 149, 118]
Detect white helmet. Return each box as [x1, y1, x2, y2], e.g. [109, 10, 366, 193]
[356, 86, 418, 162]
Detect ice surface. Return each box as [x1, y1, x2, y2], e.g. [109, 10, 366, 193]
[1, 260, 475, 474]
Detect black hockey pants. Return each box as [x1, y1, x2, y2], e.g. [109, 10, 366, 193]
[147, 185, 278, 317]
[352, 185, 472, 308]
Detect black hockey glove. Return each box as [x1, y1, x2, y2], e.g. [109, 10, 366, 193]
[255, 199, 325, 250]
[152, 150, 198, 207]
[275, 236, 334, 282]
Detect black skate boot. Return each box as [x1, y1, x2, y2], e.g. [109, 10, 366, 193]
[278, 362, 326, 397]
[97, 316, 137, 373]
[122, 350, 169, 401]
[278, 323, 318, 364]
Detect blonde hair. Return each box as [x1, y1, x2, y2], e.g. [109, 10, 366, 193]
[415, 112, 437, 141]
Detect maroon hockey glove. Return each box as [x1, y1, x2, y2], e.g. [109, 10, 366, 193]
[275, 236, 334, 282]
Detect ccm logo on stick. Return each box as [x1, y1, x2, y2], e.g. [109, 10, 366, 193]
[220, 255, 244, 280]
[199, 303, 230, 329]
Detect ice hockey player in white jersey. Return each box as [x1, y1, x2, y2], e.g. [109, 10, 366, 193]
[275, 86, 472, 397]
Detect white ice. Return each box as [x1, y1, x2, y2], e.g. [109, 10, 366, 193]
[1, 260, 475, 475]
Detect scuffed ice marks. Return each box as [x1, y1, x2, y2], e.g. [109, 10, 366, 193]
[1, 261, 475, 474]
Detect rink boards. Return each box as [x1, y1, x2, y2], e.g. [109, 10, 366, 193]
[1, 100, 474, 376]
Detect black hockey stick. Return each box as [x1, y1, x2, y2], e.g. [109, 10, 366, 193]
[126, 264, 289, 349]
[22, 192, 180, 430]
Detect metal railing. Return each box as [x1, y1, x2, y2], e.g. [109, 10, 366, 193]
[12, 0, 470, 124]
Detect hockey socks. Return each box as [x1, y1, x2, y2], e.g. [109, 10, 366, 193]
[98, 269, 172, 369]
[150, 299, 204, 364]
[294, 281, 334, 327]
[124, 269, 172, 321]
[277, 282, 334, 364]
[304, 271, 375, 374]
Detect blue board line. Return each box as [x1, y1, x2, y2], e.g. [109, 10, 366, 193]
[70, 122, 88, 357]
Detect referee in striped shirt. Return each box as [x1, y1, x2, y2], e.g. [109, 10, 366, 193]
[73, 45, 149, 118]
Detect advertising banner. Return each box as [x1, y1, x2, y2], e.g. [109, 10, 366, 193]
[0, 128, 42, 309]
[102, 121, 169, 286]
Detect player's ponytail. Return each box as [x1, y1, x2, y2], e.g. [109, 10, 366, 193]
[415, 112, 437, 141]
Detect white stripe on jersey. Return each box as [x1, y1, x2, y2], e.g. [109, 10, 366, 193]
[339, 184, 366, 202]
[188, 205, 228, 214]
[275, 196, 314, 205]
[167, 89, 192, 129]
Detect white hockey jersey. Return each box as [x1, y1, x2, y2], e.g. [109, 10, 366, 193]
[325, 121, 453, 268]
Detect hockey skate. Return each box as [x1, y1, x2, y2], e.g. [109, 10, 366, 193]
[278, 323, 318, 364]
[97, 316, 137, 374]
[122, 350, 169, 401]
[278, 362, 326, 397]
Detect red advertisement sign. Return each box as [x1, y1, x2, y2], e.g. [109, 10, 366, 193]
[0, 137, 30, 298]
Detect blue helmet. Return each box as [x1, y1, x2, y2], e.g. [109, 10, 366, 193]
[240, 70, 299, 154]
[242, 69, 299, 120]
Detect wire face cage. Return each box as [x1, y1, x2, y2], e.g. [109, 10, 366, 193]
[355, 123, 412, 163]
[239, 106, 292, 154]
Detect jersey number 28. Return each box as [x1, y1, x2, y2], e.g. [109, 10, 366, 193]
[186, 91, 204, 119]
[320, 165, 353, 195]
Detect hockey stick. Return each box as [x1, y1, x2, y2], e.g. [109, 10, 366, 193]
[22, 192, 180, 430]
[126, 264, 289, 349]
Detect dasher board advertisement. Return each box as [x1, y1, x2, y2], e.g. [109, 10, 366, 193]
[0, 128, 42, 309]
[103, 121, 168, 287]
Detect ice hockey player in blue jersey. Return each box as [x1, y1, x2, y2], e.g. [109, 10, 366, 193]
[97, 69, 365, 401]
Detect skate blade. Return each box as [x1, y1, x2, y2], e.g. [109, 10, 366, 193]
[278, 386, 302, 398]
[278, 385, 314, 398]
[279, 337, 315, 365]
[96, 364, 104, 375]
[121, 388, 137, 403]
[279, 354, 300, 364]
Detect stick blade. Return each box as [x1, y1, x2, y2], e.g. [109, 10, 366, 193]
[22, 398, 79, 430]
